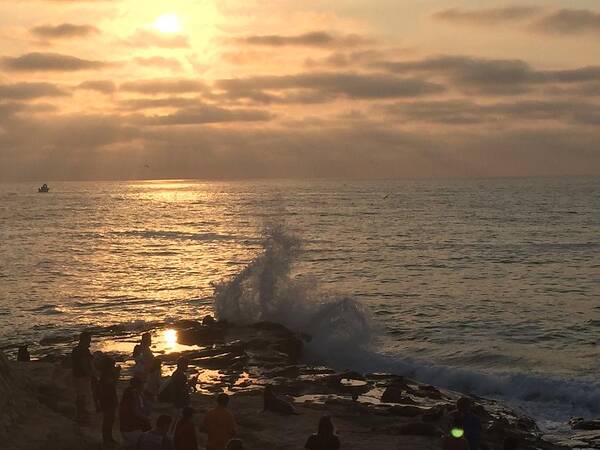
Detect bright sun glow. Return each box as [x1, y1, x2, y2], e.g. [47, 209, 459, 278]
[154, 13, 182, 33]
[164, 329, 178, 348]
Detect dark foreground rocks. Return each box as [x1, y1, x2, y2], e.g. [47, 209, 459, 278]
[2, 318, 590, 449]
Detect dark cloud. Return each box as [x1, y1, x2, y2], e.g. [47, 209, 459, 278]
[1, 52, 106, 71]
[120, 78, 205, 95]
[140, 105, 273, 126]
[379, 56, 600, 95]
[134, 56, 182, 71]
[30, 23, 99, 39]
[123, 29, 189, 48]
[77, 80, 117, 94]
[382, 99, 600, 125]
[0, 82, 69, 99]
[533, 9, 600, 35]
[216, 72, 444, 101]
[235, 31, 372, 48]
[433, 6, 541, 25]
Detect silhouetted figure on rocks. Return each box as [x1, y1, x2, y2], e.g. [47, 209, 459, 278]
[226, 439, 244, 450]
[120, 377, 151, 449]
[456, 397, 481, 450]
[134, 332, 155, 381]
[17, 345, 30, 362]
[202, 393, 236, 450]
[139, 414, 175, 450]
[305, 416, 340, 450]
[160, 358, 191, 409]
[174, 407, 198, 450]
[144, 359, 162, 414]
[72, 331, 94, 424]
[98, 357, 120, 446]
[263, 385, 297, 415]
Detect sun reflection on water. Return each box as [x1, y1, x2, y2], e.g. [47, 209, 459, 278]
[164, 328, 177, 349]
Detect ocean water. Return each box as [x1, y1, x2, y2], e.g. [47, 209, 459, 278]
[0, 178, 599, 426]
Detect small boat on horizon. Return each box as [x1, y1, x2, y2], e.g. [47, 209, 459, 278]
[38, 184, 49, 193]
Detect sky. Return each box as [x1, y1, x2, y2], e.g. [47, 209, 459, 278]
[1, 0, 600, 181]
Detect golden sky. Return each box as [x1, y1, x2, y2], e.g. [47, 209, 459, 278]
[1, 0, 600, 180]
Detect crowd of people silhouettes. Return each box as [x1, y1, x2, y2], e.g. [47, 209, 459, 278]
[62, 330, 517, 450]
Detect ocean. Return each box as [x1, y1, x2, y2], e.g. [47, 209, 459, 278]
[0, 177, 598, 428]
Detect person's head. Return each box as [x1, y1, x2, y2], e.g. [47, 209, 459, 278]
[317, 416, 335, 437]
[182, 407, 195, 421]
[79, 331, 92, 348]
[456, 397, 472, 414]
[176, 357, 188, 371]
[156, 415, 172, 434]
[141, 332, 151, 347]
[226, 439, 244, 450]
[504, 436, 519, 450]
[217, 393, 229, 407]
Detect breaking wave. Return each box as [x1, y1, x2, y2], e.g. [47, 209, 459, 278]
[213, 223, 372, 351]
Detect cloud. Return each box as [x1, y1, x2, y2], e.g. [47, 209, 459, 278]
[379, 55, 600, 95]
[1, 52, 106, 71]
[234, 31, 372, 48]
[382, 99, 600, 126]
[123, 29, 189, 48]
[30, 24, 99, 39]
[77, 80, 116, 94]
[0, 82, 69, 99]
[140, 105, 273, 126]
[533, 9, 600, 35]
[433, 6, 541, 25]
[120, 78, 205, 95]
[118, 97, 202, 111]
[134, 56, 182, 72]
[216, 72, 444, 101]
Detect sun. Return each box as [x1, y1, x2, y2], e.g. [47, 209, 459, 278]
[154, 13, 182, 33]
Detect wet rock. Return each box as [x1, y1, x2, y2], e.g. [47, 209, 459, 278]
[571, 419, 600, 431]
[381, 386, 414, 404]
[389, 405, 435, 417]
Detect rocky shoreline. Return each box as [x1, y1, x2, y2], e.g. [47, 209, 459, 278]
[1, 318, 598, 449]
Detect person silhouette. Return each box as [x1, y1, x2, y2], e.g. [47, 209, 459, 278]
[456, 398, 481, 450]
[98, 356, 120, 445]
[174, 407, 198, 450]
[72, 331, 94, 424]
[138, 415, 174, 450]
[17, 345, 30, 362]
[120, 377, 152, 449]
[202, 393, 236, 450]
[305, 416, 340, 450]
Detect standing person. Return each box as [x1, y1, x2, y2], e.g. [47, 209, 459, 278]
[138, 415, 175, 450]
[170, 358, 191, 409]
[144, 359, 162, 415]
[456, 398, 481, 450]
[120, 377, 152, 449]
[202, 393, 236, 450]
[134, 333, 155, 382]
[72, 331, 94, 424]
[174, 407, 198, 450]
[98, 357, 120, 446]
[305, 416, 340, 450]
